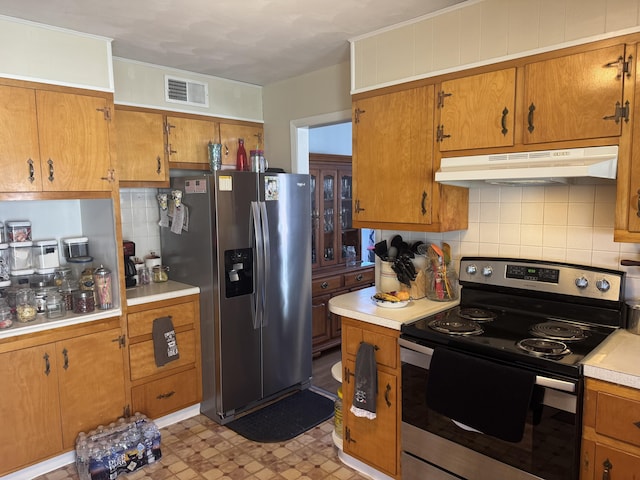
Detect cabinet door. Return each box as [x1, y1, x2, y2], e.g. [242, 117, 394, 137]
[310, 168, 320, 268]
[312, 293, 332, 347]
[353, 85, 434, 226]
[438, 68, 516, 151]
[524, 44, 627, 144]
[0, 85, 42, 192]
[338, 168, 358, 263]
[343, 358, 398, 477]
[116, 109, 168, 185]
[594, 444, 640, 479]
[36, 90, 113, 191]
[219, 123, 264, 168]
[0, 345, 63, 475]
[57, 328, 126, 448]
[320, 169, 338, 266]
[166, 115, 218, 166]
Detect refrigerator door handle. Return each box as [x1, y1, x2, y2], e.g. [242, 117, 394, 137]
[250, 201, 263, 330]
[259, 201, 271, 327]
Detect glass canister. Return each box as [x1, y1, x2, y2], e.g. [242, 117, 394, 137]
[80, 266, 95, 292]
[426, 262, 458, 302]
[9, 241, 34, 273]
[152, 265, 169, 283]
[60, 277, 78, 313]
[73, 290, 95, 314]
[0, 304, 12, 329]
[16, 288, 37, 322]
[93, 265, 113, 310]
[208, 142, 222, 171]
[46, 291, 65, 319]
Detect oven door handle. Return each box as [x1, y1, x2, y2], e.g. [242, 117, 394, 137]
[399, 339, 576, 393]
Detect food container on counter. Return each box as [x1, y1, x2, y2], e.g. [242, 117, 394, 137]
[0, 304, 12, 329]
[0, 243, 11, 287]
[7, 221, 32, 242]
[9, 241, 34, 274]
[16, 288, 37, 322]
[0, 221, 4, 244]
[152, 265, 170, 283]
[60, 278, 78, 313]
[67, 256, 93, 281]
[53, 266, 72, 287]
[33, 239, 60, 273]
[62, 237, 89, 259]
[46, 291, 65, 319]
[73, 290, 95, 314]
[93, 265, 113, 310]
[144, 252, 162, 270]
[626, 301, 640, 335]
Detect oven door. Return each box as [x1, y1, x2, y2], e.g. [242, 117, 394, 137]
[400, 339, 582, 480]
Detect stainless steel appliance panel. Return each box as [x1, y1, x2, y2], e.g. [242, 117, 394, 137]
[260, 173, 312, 397]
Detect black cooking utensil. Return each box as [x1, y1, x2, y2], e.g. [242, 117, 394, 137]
[374, 240, 388, 260]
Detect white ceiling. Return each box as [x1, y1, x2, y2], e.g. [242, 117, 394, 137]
[0, 0, 465, 86]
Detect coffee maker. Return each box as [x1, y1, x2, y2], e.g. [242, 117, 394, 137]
[123, 240, 137, 288]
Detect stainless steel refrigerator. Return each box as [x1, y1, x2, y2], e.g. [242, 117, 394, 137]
[160, 171, 312, 424]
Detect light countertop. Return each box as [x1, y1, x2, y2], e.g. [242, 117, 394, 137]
[582, 329, 640, 389]
[126, 280, 200, 306]
[328, 286, 458, 330]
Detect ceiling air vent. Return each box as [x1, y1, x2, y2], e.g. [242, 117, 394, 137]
[165, 76, 209, 107]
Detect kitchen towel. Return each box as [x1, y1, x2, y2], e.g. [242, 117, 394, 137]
[350, 342, 378, 420]
[152, 316, 180, 367]
[426, 348, 535, 443]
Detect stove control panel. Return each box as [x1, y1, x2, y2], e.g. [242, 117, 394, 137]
[459, 257, 624, 301]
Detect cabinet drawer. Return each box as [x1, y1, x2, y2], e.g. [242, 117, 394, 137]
[131, 368, 200, 419]
[344, 269, 374, 288]
[129, 330, 196, 381]
[595, 391, 640, 447]
[313, 275, 343, 295]
[127, 301, 196, 339]
[343, 324, 397, 369]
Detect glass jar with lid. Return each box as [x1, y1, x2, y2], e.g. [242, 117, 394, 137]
[152, 265, 170, 282]
[0, 303, 12, 329]
[93, 265, 113, 310]
[46, 291, 65, 319]
[16, 288, 37, 322]
[73, 290, 95, 314]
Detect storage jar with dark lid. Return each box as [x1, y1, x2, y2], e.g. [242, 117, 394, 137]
[62, 237, 89, 259]
[73, 290, 95, 314]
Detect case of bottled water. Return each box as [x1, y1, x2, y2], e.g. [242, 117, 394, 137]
[75, 413, 162, 480]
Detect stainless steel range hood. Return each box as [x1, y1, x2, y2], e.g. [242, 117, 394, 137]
[435, 146, 618, 187]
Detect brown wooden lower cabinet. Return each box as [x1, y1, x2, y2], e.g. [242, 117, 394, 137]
[126, 293, 202, 418]
[312, 266, 374, 356]
[341, 316, 401, 479]
[0, 318, 126, 477]
[581, 378, 640, 479]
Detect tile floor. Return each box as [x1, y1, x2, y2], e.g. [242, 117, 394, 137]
[35, 349, 368, 480]
[35, 413, 368, 480]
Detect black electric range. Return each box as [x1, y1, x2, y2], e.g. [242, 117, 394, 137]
[401, 257, 626, 379]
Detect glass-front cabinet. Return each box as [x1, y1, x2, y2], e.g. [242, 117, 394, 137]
[310, 157, 359, 269]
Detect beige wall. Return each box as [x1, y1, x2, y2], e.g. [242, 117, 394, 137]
[351, 0, 640, 92]
[262, 62, 351, 171]
[0, 15, 113, 91]
[113, 58, 263, 122]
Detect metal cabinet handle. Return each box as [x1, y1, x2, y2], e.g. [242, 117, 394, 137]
[47, 159, 54, 182]
[321, 281, 329, 289]
[344, 366, 354, 383]
[637, 189, 640, 217]
[156, 155, 162, 174]
[421, 191, 427, 215]
[43, 353, 51, 376]
[62, 348, 69, 370]
[355, 274, 363, 281]
[501, 107, 509, 136]
[527, 103, 536, 133]
[27, 158, 35, 183]
[384, 383, 392, 407]
[355, 200, 365, 213]
[602, 458, 612, 480]
[156, 391, 176, 400]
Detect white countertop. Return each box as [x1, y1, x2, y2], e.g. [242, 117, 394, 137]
[328, 286, 458, 330]
[126, 280, 200, 306]
[582, 329, 640, 389]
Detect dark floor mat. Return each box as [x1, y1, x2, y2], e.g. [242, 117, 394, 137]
[226, 389, 334, 443]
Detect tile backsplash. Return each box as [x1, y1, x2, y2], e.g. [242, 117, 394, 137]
[119, 188, 161, 261]
[381, 184, 640, 301]
[121, 183, 640, 301]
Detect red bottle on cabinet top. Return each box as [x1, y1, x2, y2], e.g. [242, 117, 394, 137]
[236, 138, 248, 171]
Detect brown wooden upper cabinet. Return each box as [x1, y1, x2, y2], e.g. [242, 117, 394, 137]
[0, 84, 113, 193]
[219, 123, 264, 168]
[352, 85, 435, 226]
[437, 68, 516, 151]
[115, 108, 169, 186]
[523, 44, 630, 144]
[166, 115, 219, 167]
